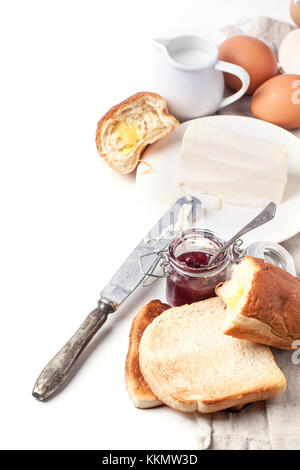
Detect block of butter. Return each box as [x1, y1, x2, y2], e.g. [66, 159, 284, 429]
[177, 122, 288, 208]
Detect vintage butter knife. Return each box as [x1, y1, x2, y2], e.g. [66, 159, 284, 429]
[32, 196, 202, 401]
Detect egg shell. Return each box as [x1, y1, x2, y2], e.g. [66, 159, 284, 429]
[290, 0, 300, 27]
[251, 74, 300, 130]
[219, 36, 278, 95]
[279, 29, 300, 74]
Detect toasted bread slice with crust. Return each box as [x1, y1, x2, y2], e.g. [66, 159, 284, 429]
[139, 297, 286, 413]
[96, 92, 179, 174]
[125, 299, 170, 409]
[216, 256, 300, 350]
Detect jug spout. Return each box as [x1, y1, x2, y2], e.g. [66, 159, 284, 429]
[153, 38, 170, 49]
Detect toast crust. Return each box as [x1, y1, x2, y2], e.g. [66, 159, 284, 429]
[217, 256, 300, 350]
[96, 92, 179, 174]
[125, 299, 170, 409]
[223, 310, 294, 350]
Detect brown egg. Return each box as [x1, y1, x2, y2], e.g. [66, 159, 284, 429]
[251, 74, 300, 129]
[219, 36, 278, 95]
[290, 0, 300, 27]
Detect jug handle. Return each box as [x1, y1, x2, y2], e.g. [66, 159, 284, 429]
[215, 60, 250, 109]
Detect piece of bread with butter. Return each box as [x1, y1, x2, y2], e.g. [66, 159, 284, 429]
[139, 297, 286, 413]
[217, 256, 300, 350]
[96, 92, 179, 174]
[125, 299, 170, 409]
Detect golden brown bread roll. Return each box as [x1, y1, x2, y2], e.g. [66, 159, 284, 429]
[216, 256, 300, 350]
[96, 92, 179, 174]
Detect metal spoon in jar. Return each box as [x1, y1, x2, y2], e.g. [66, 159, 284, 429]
[207, 202, 277, 267]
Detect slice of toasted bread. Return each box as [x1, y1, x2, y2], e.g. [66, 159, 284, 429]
[96, 92, 179, 174]
[125, 299, 170, 409]
[216, 256, 300, 350]
[139, 297, 286, 413]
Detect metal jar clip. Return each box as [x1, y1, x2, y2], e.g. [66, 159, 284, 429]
[139, 250, 170, 287]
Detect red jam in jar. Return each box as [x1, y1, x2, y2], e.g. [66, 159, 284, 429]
[166, 229, 230, 307]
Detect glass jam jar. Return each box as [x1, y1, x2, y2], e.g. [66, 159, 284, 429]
[165, 229, 231, 307]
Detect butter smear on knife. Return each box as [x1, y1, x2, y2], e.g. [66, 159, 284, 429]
[177, 122, 288, 208]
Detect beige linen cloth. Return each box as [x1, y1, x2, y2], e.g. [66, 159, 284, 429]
[191, 17, 300, 451]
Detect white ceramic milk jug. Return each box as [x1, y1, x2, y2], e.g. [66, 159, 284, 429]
[153, 35, 250, 121]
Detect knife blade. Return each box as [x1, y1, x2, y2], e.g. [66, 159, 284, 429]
[32, 196, 202, 401]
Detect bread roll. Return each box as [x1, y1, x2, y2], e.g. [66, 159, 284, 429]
[96, 92, 179, 174]
[217, 256, 300, 350]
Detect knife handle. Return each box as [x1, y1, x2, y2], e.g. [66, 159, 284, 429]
[32, 297, 116, 401]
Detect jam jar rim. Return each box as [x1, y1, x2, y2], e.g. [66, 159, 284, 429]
[168, 228, 231, 277]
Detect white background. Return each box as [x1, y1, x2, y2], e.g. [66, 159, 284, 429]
[0, 0, 295, 450]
